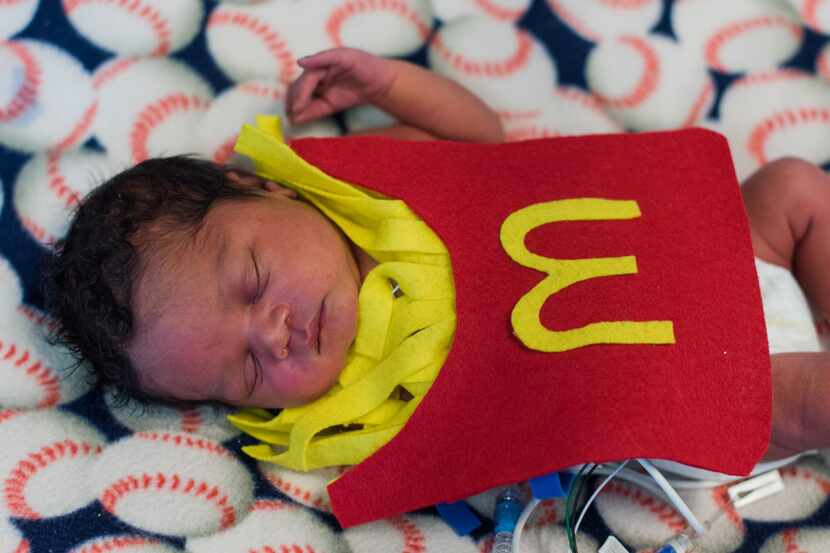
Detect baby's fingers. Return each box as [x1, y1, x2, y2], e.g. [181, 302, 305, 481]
[286, 68, 324, 116]
[297, 48, 351, 70]
[291, 98, 335, 125]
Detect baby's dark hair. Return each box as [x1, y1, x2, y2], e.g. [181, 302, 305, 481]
[46, 155, 262, 407]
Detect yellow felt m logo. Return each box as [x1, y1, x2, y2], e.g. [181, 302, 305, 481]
[500, 198, 676, 352]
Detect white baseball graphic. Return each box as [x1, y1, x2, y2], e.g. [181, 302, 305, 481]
[0, 40, 96, 153]
[428, 17, 558, 120]
[786, 0, 830, 34]
[672, 0, 804, 74]
[546, 0, 663, 41]
[761, 527, 830, 553]
[13, 148, 120, 249]
[0, 0, 39, 40]
[105, 390, 240, 442]
[321, 0, 434, 56]
[344, 104, 397, 133]
[0, 516, 29, 553]
[739, 458, 830, 522]
[594, 478, 689, 550]
[62, 0, 204, 56]
[92, 56, 213, 164]
[718, 69, 830, 180]
[258, 462, 344, 513]
[432, 0, 532, 23]
[187, 498, 350, 553]
[586, 33, 714, 131]
[0, 304, 92, 410]
[68, 535, 183, 553]
[502, 85, 622, 141]
[0, 254, 23, 318]
[91, 431, 254, 537]
[0, 410, 105, 519]
[207, 1, 307, 85]
[197, 80, 288, 165]
[343, 513, 479, 553]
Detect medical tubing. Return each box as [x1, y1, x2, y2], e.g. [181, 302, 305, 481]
[493, 486, 523, 553]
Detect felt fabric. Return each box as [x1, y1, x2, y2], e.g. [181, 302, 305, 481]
[287, 127, 771, 528]
[228, 116, 456, 472]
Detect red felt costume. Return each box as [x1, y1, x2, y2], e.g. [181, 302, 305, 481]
[286, 128, 770, 528]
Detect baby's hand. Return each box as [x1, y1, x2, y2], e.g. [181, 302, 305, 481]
[287, 47, 396, 125]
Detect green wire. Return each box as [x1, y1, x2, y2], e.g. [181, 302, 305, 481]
[566, 464, 600, 553]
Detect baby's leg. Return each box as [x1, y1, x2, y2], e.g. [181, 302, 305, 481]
[743, 158, 830, 460]
[742, 157, 830, 316]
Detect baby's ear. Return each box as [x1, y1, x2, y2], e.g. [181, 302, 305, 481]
[226, 171, 298, 199]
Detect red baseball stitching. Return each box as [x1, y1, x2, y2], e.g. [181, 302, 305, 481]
[46, 151, 82, 210]
[213, 136, 238, 165]
[13, 540, 29, 553]
[732, 68, 808, 89]
[704, 16, 802, 73]
[555, 86, 621, 128]
[599, 0, 654, 6]
[505, 126, 560, 141]
[0, 0, 34, 6]
[390, 516, 426, 553]
[0, 339, 61, 408]
[782, 528, 809, 553]
[0, 41, 41, 123]
[74, 536, 160, 553]
[818, 47, 830, 80]
[253, 498, 294, 511]
[474, 0, 526, 21]
[680, 77, 713, 127]
[0, 409, 21, 423]
[100, 472, 237, 529]
[4, 439, 103, 519]
[239, 82, 286, 100]
[55, 100, 98, 152]
[17, 304, 55, 330]
[747, 107, 830, 165]
[781, 464, 830, 493]
[546, 0, 599, 40]
[602, 480, 688, 532]
[595, 36, 659, 109]
[262, 472, 331, 511]
[208, 10, 296, 83]
[802, 0, 827, 31]
[431, 28, 533, 78]
[710, 486, 743, 530]
[129, 93, 211, 163]
[135, 431, 233, 458]
[178, 407, 202, 434]
[62, 0, 172, 56]
[326, 0, 431, 47]
[92, 58, 138, 89]
[251, 546, 316, 553]
[19, 215, 56, 246]
[528, 499, 560, 527]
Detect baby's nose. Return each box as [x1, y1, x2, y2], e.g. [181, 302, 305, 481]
[254, 303, 292, 360]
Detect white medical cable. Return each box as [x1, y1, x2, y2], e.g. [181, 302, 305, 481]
[575, 461, 628, 536]
[510, 497, 539, 553]
[638, 459, 706, 536]
[595, 464, 725, 491]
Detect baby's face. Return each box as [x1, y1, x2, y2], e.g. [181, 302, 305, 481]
[127, 183, 361, 408]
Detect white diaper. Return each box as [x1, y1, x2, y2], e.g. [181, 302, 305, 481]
[755, 257, 822, 354]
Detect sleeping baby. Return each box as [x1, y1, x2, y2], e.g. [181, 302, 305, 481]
[47, 47, 830, 472]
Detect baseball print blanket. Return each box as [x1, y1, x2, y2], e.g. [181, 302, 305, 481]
[3, 1, 830, 552]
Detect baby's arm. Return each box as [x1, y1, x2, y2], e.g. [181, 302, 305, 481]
[287, 47, 504, 143]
